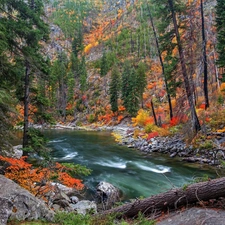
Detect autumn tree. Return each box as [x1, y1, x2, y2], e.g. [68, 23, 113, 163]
[201, 0, 209, 109]
[216, 0, 225, 81]
[147, 3, 173, 119]
[150, 0, 200, 132]
[167, 0, 201, 132]
[109, 65, 120, 112]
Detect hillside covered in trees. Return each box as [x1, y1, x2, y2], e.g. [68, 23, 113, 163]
[1, 0, 225, 146]
[1, 0, 225, 224]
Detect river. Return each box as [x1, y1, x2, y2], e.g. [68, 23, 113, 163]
[45, 129, 216, 200]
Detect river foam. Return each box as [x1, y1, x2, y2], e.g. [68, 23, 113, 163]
[135, 163, 170, 173]
[95, 160, 127, 169]
[62, 152, 78, 160]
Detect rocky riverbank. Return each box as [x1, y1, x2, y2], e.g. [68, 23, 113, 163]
[107, 125, 225, 167]
[43, 122, 225, 167]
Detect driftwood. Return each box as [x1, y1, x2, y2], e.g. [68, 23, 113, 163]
[103, 177, 225, 218]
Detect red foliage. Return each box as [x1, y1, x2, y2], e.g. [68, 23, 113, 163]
[82, 95, 87, 101]
[145, 102, 151, 108]
[162, 124, 169, 129]
[199, 103, 206, 109]
[170, 117, 179, 126]
[147, 132, 159, 140]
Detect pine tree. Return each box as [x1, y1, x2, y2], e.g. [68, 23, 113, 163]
[121, 61, 139, 116]
[109, 65, 120, 112]
[136, 62, 147, 108]
[79, 56, 87, 92]
[100, 50, 108, 77]
[216, 0, 225, 81]
[0, 0, 49, 147]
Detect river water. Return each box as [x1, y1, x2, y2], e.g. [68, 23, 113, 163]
[45, 129, 216, 200]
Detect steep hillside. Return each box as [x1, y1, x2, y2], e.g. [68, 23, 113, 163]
[10, 0, 225, 140]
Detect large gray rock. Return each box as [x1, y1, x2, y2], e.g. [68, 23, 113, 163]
[0, 175, 54, 224]
[0, 145, 23, 159]
[71, 200, 97, 215]
[0, 197, 13, 225]
[96, 181, 120, 210]
[157, 207, 225, 225]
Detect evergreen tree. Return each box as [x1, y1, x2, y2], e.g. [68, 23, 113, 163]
[100, 50, 108, 77]
[216, 0, 225, 81]
[79, 56, 87, 92]
[122, 61, 139, 116]
[0, 0, 49, 147]
[136, 62, 147, 108]
[109, 65, 120, 112]
[72, 25, 83, 57]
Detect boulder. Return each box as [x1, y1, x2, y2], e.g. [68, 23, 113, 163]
[71, 200, 97, 215]
[70, 196, 79, 204]
[0, 197, 13, 225]
[0, 175, 54, 224]
[95, 181, 120, 210]
[1, 145, 23, 159]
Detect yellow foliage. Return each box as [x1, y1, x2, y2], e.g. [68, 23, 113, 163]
[132, 109, 149, 127]
[171, 99, 176, 108]
[133, 128, 141, 138]
[84, 43, 93, 54]
[144, 124, 170, 136]
[111, 132, 122, 143]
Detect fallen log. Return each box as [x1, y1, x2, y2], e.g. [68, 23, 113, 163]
[103, 177, 225, 218]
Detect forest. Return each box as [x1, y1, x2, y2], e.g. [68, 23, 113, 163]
[1, 0, 225, 224]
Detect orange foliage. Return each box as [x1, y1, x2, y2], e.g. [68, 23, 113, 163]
[144, 117, 154, 125]
[118, 105, 126, 111]
[0, 156, 84, 196]
[117, 115, 124, 123]
[145, 102, 151, 108]
[147, 83, 156, 89]
[142, 93, 148, 100]
[98, 113, 112, 124]
[156, 106, 164, 114]
[220, 83, 225, 93]
[58, 172, 84, 190]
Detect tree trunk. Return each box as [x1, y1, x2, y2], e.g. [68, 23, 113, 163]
[168, 0, 201, 133]
[147, 4, 173, 120]
[103, 177, 225, 219]
[151, 99, 157, 126]
[201, 0, 209, 109]
[23, 61, 30, 148]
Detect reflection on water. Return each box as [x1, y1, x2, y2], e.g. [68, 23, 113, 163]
[45, 130, 216, 200]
